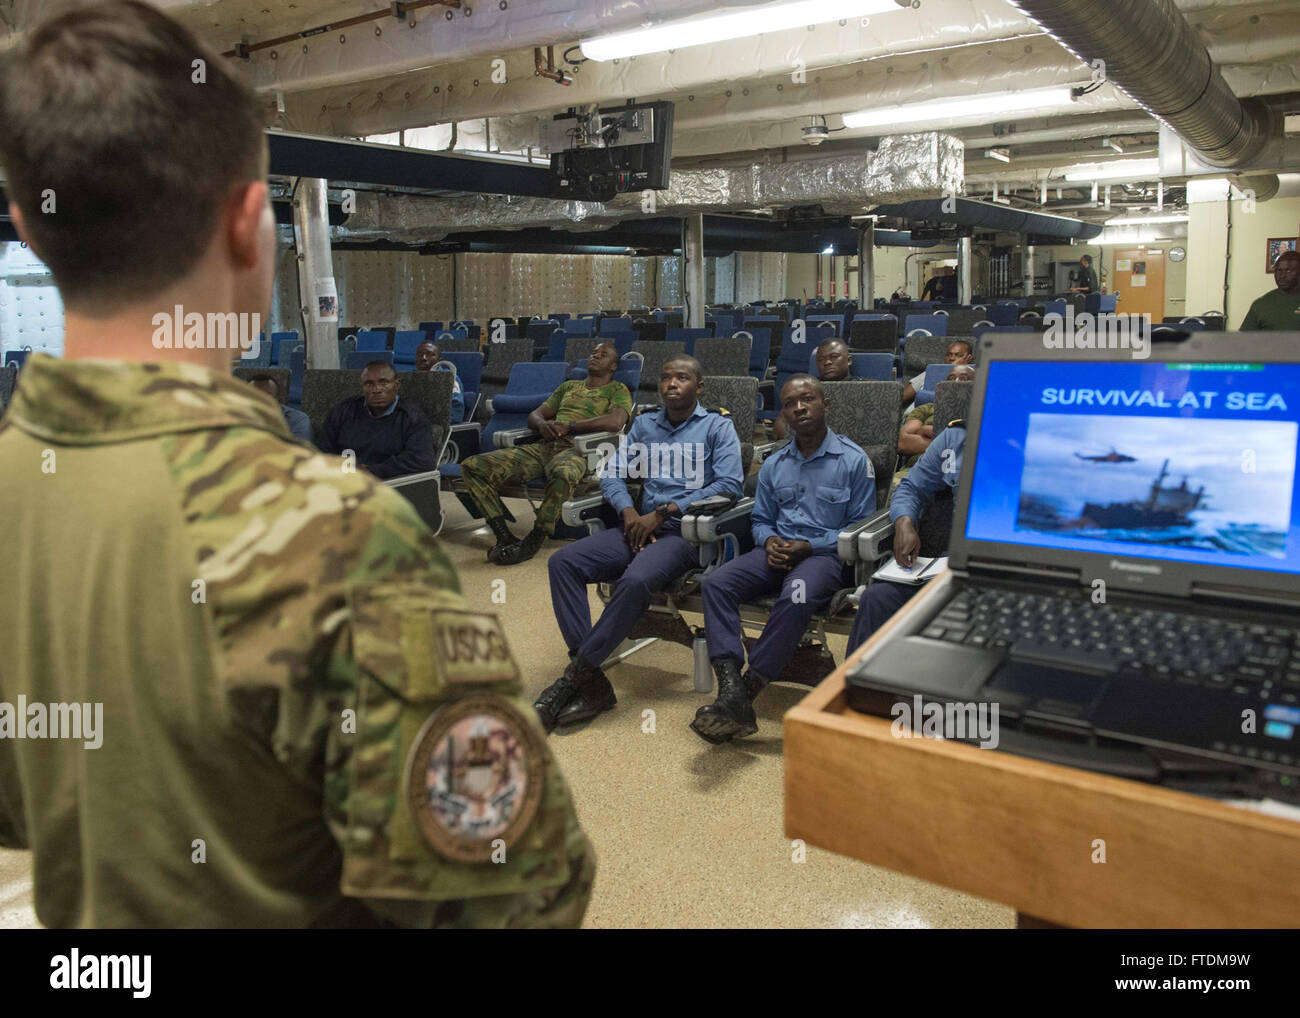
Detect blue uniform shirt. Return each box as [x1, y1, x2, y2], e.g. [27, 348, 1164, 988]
[281, 404, 313, 443]
[891, 426, 966, 523]
[433, 364, 465, 424]
[752, 428, 874, 554]
[600, 402, 744, 515]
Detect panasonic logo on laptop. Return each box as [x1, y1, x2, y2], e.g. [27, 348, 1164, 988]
[1109, 559, 1163, 575]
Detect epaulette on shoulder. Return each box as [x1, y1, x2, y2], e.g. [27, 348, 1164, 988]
[946, 418, 967, 429]
[709, 406, 732, 416]
[634, 404, 658, 417]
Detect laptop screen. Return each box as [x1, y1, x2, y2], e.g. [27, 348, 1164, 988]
[964, 359, 1300, 575]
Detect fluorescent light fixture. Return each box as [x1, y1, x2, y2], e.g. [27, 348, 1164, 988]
[1103, 213, 1189, 226]
[985, 148, 1011, 163]
[822, 245, 835, 254]
[579, 0, 905, 61]
[841, 86, 1076, 131]
[1063, 158, 1160, 182]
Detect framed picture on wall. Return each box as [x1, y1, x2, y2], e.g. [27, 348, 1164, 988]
[1267, 237, 1298, 273]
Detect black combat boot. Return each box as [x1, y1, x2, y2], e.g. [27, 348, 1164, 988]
[554, 658, 617, 728]
[690, 657, 762, 744]
[533, 659, 585, 734]
[497, 525, 547, 565]
[484, 515, 518, 563]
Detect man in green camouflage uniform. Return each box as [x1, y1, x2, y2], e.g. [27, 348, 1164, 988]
[461, 341, 632, 565]
[0, 1, 592, 928]
[892, 363, 975, 493]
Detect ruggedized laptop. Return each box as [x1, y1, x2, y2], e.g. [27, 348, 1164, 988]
[846, 333, 1300, 804]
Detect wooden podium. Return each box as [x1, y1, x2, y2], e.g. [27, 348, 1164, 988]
[784, 572, 1300, 928]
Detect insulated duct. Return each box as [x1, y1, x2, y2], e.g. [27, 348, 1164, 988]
[1006, 0, 1273, 169]
[400, 219, 936, 257]
[871, 198, 1102, 240]
[335, 134, 964, 245]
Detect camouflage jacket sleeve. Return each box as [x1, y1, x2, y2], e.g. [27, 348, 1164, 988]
[168, 429, 593, 928]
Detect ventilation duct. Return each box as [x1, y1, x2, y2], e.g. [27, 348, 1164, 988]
[401, 219, 936, 256]
[1005, 0, 1273, 169]
[871, 198, 1103, 240]
[335, 134, 963, 245]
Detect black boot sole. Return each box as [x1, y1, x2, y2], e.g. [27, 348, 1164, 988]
[555, 692, 617, 728]
[689, 709, 758, 743]
[499, 539, 545, 565]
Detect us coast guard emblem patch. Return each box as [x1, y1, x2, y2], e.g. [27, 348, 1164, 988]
[407, 695, 546, 863]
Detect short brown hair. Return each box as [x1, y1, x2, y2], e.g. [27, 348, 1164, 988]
[0, 1, 267, 312]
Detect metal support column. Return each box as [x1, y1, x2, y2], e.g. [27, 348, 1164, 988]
[291, 177, 340, 369]
[957, 235, 973, 305]
[681, 214, 706, 327]
[1022, 235, 1036, 298]
[857, 222, 875, 307]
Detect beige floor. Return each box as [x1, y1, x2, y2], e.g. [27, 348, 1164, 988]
[0, 495, 1013, 929]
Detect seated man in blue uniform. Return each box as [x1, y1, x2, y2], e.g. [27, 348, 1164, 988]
[692, 375, 874, 744]
[847, 416, 967, 654]
[537, 356, 745, 733]
[318, 359, 436, 479]
[414, 339, 464, 424]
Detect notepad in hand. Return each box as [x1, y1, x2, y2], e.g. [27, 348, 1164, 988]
[871, 555, 949, 585]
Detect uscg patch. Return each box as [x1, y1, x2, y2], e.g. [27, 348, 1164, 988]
[430, 609, 520, 685]
[406, 694, 546, 863]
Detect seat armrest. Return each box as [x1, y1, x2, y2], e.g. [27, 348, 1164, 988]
[570, 430, 621, 456]
[494, 427, 539, 448]
[752, 438, 787, 464]
[856, 508, 896, 560]
[449, 421, 481, 436]
[683, 496, 755, 544]
[838, 508, 890, 561]
[561, 493, 609, 528]
[382, 468, 441, 488]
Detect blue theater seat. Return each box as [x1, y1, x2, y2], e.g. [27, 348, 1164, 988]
[346, 350, 393, 370]
[393, 330, 427, 368]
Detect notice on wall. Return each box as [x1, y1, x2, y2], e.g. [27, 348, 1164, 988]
[313, 276, 339, 323]
[1116, 259, 1132, 271]
[1131, 274, 1147, 287]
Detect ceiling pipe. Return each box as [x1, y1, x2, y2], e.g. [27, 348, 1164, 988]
[1005, 0, 1273, 169]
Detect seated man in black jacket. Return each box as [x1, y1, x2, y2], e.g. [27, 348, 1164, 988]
[318, 360, 436, 479]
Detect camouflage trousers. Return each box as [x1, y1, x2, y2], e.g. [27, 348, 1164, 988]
[460, 441, 589, 534]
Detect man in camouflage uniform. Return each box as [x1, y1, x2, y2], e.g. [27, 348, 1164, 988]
[0, 1, 592, 928]
[461, 341, 632, 565]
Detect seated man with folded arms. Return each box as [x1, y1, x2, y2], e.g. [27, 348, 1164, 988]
[537, 356, 744, 733]
[317, 359, 436, 479]
[849, 416, 967, 655]
[770, 338, 852, 441]
[693, 375, 873, 744]
[414, 339, 464, 424]
[893, 363, 974, 491]
[460, 342, 631, 565]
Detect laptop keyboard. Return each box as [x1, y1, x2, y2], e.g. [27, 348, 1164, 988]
[922, 587, 1300, 700]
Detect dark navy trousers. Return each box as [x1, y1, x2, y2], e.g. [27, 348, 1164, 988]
[701, 547, 851, 680]
[548, 519, 698, 667]
[847, 580, 918, 653]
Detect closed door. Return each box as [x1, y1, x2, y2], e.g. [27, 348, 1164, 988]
[1112, 248, 1166, 321]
